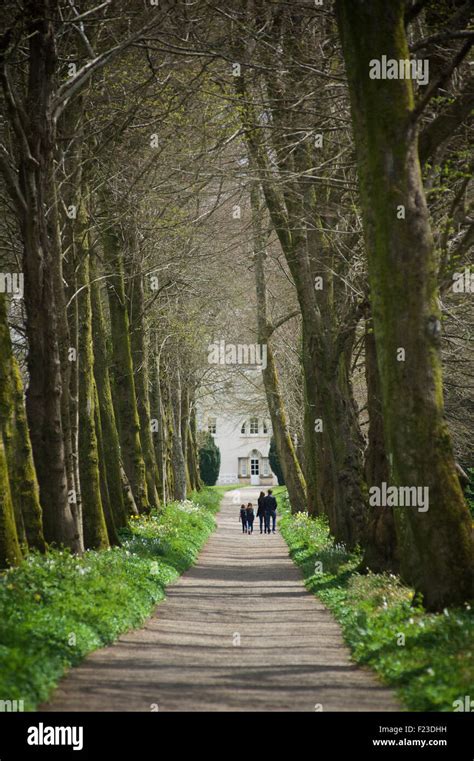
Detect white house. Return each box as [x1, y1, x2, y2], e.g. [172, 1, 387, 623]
[197, 371, 277, 487]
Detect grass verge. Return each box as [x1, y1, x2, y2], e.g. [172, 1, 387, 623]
[0, 486, 223, 711]
[277, 490, 473, 712]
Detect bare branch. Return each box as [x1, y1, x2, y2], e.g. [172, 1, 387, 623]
[411, 38, 474, 122]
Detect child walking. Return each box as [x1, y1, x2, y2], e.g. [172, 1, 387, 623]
[246, 502, 255, 534]
[239, 504, 248, 533]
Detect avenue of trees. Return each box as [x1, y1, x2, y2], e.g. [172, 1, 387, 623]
[0, 0, 473, 612]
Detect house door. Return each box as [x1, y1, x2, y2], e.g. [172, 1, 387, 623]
[250, 457, 260, 486]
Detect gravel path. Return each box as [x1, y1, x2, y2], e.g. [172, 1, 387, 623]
[41, 488, 399, 712]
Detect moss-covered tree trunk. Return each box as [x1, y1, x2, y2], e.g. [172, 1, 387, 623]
[161, 380, 175, 500]
[0, 296, 45, 551]
[0, 294, 25, 567]
[121, 465, 139, 517]
[180, 386, 192, 494]
[313, 330, 367, 548]
[187, 401, 201, 492]
[90, 252, 130, 526]
[150, 333, 167, 503]
[169, 364, 187, 502]
[362, 314, 399, 573]
[51, 187, 82, 550]
[103, 225, 150, 513]
[10, 356, 46, 552]
[77, 200, 109, 550]
[7, 2, 81, 552]
[239, 67, 366, 544]
[58, 99, 87, 555]
[251, 186, 307, 513]
[0, 437, 23, 569]
[2, 373, 27, 550]
[93, 382, 120, 545]
[300, 324, 322, 517]
[128, 256, 160, 509]
[336, 0, 474, 609]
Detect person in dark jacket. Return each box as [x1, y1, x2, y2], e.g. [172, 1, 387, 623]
[256, 491, 266, 533]
[263, 489, 277, 534]
[239, 504, 248, 533]
[246, 503, 255, 534]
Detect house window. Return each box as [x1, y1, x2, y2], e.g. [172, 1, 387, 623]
[263, 420, 268, 434]
[239, 457, 248, 477]
[241, 421, 246, 434]
[208, 417, 217, 434]
[262, 458, 270, 476]
[249, 417, 259, 434]
[250, 458, 260, 475]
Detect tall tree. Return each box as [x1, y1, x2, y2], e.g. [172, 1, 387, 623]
[91, 252, 131, 527]
[103, 220, 150, 513]
[336, 0, 474, 609]
[76, 198, 109, 550]
[127, 231, 161, 510]
[0, 0, 81, 550]
[235, 9, 367, 546]
[251, 184, 307, 512]
[0, 294, 25, 566]
[0, 296, 46, 553]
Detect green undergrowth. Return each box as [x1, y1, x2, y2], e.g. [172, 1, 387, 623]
[278, 491, 473, 712]
[0, 486, 223, 711]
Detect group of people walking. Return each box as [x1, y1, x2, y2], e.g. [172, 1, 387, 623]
[239, 489, 278, 534]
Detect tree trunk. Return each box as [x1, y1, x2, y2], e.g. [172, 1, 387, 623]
[336, 0, 474, 609]
[150, 334, 166, 502]
[180, 385, 192, 494]
[90, 252, 130, 526]
[0, 294, 25, 567]
[59, 98, 88, 555]
[103, 224, 150, 513]
[239, 72, 366, 543]
[0, 436, 23, 568]
[313, 330, 367, 548]
[128, 256, 160, 509]
[77, 200, 109, 550]
[187, 402, 201, 492]
[362, 314, 399, 573]
[50, 179, 81, 548]
[251, 185, 307, 512]
[10, 354, 46, 552]
[169, 366, 187, 501]
[94, 381, 120, 545]
[8, 0, 81, 552]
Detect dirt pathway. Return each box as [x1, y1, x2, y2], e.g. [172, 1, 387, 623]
[41, 488, 399, 712]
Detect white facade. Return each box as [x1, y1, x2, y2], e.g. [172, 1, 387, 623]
[197, 372, 277, 487]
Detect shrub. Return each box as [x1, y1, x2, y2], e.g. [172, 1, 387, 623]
[198, 432, 221, 485]
[269, 435, 285, 485]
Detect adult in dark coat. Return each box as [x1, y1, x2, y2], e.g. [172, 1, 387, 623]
[263, 489, 277, 534]
[256, 491, 266, 534]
